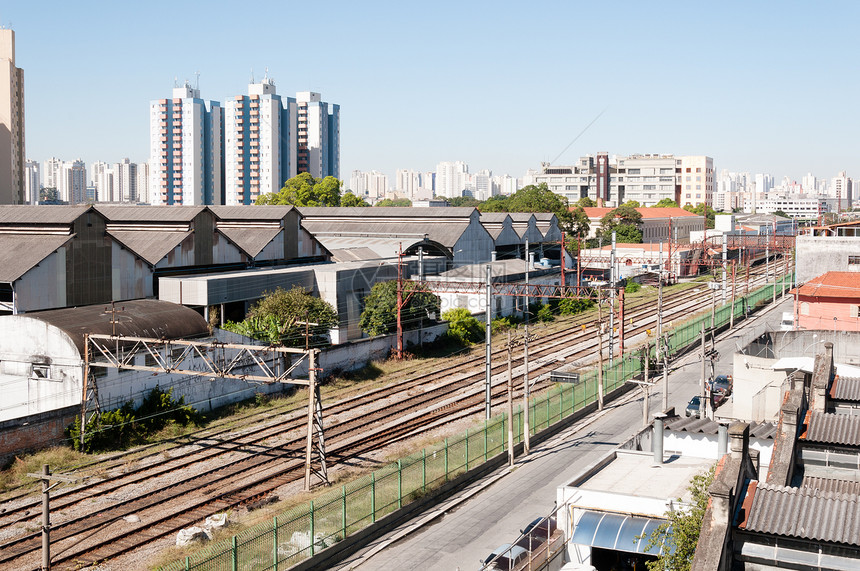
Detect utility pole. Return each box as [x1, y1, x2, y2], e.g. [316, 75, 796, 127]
[609, 231, 616, 364]
[722, 239, 728, 305]
[485, 264, 492, 419]
[597, 293, 605, 411]
[27, 465, 79, 571]
[658, 242, 666, 411]
[396, 244, 404, 359]
[506, 331, 515, 467]
[643, 342, 650, 427]
[730, 262, 737, 328]
[618, 287, 625, 359]
[523, 240, 531, 455]
[701, 322, 710, 420]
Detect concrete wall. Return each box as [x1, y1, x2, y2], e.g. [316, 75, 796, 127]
[775, 329, 860, 365]
[0, 405, 79, 467]
[729, 352, 787, 422]
[796, 235, 860, 284]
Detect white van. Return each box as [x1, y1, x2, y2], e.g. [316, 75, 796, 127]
[780, 311, 794, 331]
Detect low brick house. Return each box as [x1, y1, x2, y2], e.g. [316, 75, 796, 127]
[792, 271, 860, 331]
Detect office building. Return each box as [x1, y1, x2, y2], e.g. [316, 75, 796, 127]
[24, 159, 38, 204]
[59, 159, 86, 204]
[149, 83, 223, 205]
[0, 29, 24, 204]
[435, 161, 469, 199]
[137, 162, 149, 204]
[115, 158, 138, 202]
[677, 155, 714, 207]
[90, 160, 114, 202]
[296, 91, 339, 180]
[224, 76, 297, 205]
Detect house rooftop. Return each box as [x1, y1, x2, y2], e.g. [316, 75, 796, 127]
[579, 207, 701, 219]
[790, 271, 860, 299]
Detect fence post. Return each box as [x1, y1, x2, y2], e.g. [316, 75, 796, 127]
[185, 556, 190, 571]
[341, 485, 346, 539]
[545, 394, 550, 429]
[422, 448, 427, 492]
[465, 429, 470, 471]
[484, 419, 489, 460]
[273, 516, 278, 571]
[560, 386, 564, 420]
[397, 459, 403, 509]
[371, 472, 376, 523]
[232, 535, 238, 571]
[444, 438, 449, 481]
[309, 501, 315, 557]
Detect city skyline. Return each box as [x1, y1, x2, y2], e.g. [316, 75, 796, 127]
[4, 1, 860, 187]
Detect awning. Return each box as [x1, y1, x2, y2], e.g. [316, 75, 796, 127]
[571, 510, 671, 555]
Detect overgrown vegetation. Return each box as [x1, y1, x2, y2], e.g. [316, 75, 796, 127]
[441, 308, 484, 346]
[66, 387, 202, 453]
[359, 281, 440, 337]
[643, 466, 715, 571]
[558, 296, 594, 316]
[625, 281, 641, 293]
[224, 286, 338, 347]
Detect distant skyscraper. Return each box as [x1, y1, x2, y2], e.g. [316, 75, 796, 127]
[224, 76, 296, 204]
[678, 156, 714, 207]
[435, 161, 469, 199]
[115, 158, 138, 202]
[42, 157, 62, 192]
[24, 159, 39, 204]
[0, 29, 25, 204]
[801, 173, 817, 193]
[90, 160, 114, 201]
[137, 162, 150, 204]
[149, 83, 223, 205]
[59, 160, 86, 204]
[296, 91, 339, 180]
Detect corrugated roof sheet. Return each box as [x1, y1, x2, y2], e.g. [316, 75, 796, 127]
[0, 205, 91, 224]
[664, 415, 778, 439]
[832, 377, 860, 402]
[802, 477, 860, 496]
[18, 299, 209, 354]
[0, 234, 75, 282]
[217, 227, 280, 258]
[302, 220, 469, 248]
[744, 482, 860, 544]
[794, 272, 860, 300]
[209, 205, 294, 220]
[96, 205, 206, 222]
[803, 411, 860, 446]
[330, 247, 385, 262]
[478, 213, 513, 223]
[108, 230, 192, 266]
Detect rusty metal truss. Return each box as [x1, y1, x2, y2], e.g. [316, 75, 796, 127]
[415, 280, 600, 299]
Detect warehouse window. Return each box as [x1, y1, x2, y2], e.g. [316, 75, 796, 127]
[31, 364, 51, 380]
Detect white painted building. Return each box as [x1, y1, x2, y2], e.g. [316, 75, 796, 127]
[0, 29, 24, 205]
[59, 159, 87, 204]
[296, 91, 339, 180]
[115, 158, 138, 202]
[24, 159, 39, 204]
[435, 161, 469, 198]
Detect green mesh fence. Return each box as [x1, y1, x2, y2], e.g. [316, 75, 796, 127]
[159, 274, 793, 571]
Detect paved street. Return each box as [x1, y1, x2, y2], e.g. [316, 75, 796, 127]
[333, 296, 792, 571]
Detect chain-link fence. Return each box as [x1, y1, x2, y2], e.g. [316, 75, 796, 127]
[159, 276, 791, 571]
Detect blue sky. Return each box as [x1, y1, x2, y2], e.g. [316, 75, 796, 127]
[6, 1, 860, 184]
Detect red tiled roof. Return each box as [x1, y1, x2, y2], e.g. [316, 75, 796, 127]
[578, 207, 701, 219]
[794, 272, 860, 299]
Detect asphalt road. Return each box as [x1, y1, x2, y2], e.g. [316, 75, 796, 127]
[332, 296, 792, 571]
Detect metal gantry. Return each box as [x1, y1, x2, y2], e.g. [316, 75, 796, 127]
[82, 334, 328, 491]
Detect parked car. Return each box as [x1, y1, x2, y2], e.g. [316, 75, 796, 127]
[685, 395, 703, 418]
[516, 516, 557, 549]
[711, 374, 733, 397]
[482, 543, 528, 570]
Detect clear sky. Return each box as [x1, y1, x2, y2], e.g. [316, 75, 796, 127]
[5, 1, 860, 184]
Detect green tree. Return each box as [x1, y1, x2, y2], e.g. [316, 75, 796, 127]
[569, 206, 590, 237]
[683, 203, 716, 229]
[479, 195, 510, 212]
[341, 192, 369, 207]
[441, 308, 484, 345]
[623, 200, 641, 208]
[653, 198, 679, 208]
[772, 209, 788, 218]
[644, 466, 715, 571]
[448, 196, 482, 207]
[375, 198, 412, 207]
[225, 286, 338, 346]
[598, 204, 644, 243]
[575, 196, 596, 207]
[256, 173, 343, 206]
[479, 183, 579, 235]
[359, 281, 440, 337]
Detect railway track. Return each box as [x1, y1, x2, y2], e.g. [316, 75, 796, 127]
[0, 261, 786, 570]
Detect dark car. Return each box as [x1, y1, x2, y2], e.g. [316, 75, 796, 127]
[516, 516, 557, 549]
[711, 375, 733, 396]
[685, 395, 703, 418]
[482, 543, 528, 570]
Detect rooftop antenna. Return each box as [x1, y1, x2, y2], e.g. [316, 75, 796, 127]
[250, 67, 255, 84]
[195, 70, 200, 90]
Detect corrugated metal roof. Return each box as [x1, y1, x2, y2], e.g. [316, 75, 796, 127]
[0, 205, 91, 224]
[0, 234, 75, 282]
[803, 411, 860, 446]
[17, 299, 209, 354]
[478, 213, 513, 223]
[108, 230, 192, 266]
[665, 415, 777, 439]
[832, 377, 860, 402]
[330, 247, 385, 262]
[217, 227, 280, 258]
[209, 205, 294, 220]
[307, 236, 414, 260]
[744, 482, 860, 544]
[96, 205, 206, 222]
[802, 477, 860, 496]
[794, 272, 860, 300]
[301, 220, 469, 248]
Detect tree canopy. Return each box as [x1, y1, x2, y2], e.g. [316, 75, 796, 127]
[477, 183, 586, 235]
[683, 203, 716, 229]
[575, 196, 596, 207]
[447, 196, 482, 207]
[644, 466, 715, 571]
[359, 281, 440, 337]
[340, 192, 369, 207]
[224, 286, 338, 347]
[255, 173, 343, 207]
[375, 198, 412, 207]
[653, 198, 679, 208]
[623, 200, 641, 208]
[598, 204, 643, 243]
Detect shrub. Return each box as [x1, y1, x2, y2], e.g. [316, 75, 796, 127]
[558, 297, 594, 316]
[536, 303, 555, 323]
[625, 281, 641, 293]
[442, 308, 484, 345]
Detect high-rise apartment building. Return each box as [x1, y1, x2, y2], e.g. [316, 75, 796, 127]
[59, 159, 86, 204]
[149, 83, 223, 205]
[90, 160, 114, 202]
[0, 29, 25, 204]
[24, 159, 39, 204]
[42, 157, 63, 191]
[224, 77, 296, 204]
[137, 162, 149, 204]
[435, 161, 469, 199]
[677, 155, 714, 207]
[296, 91, 339, 180]
[115, 158, 138, 202]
